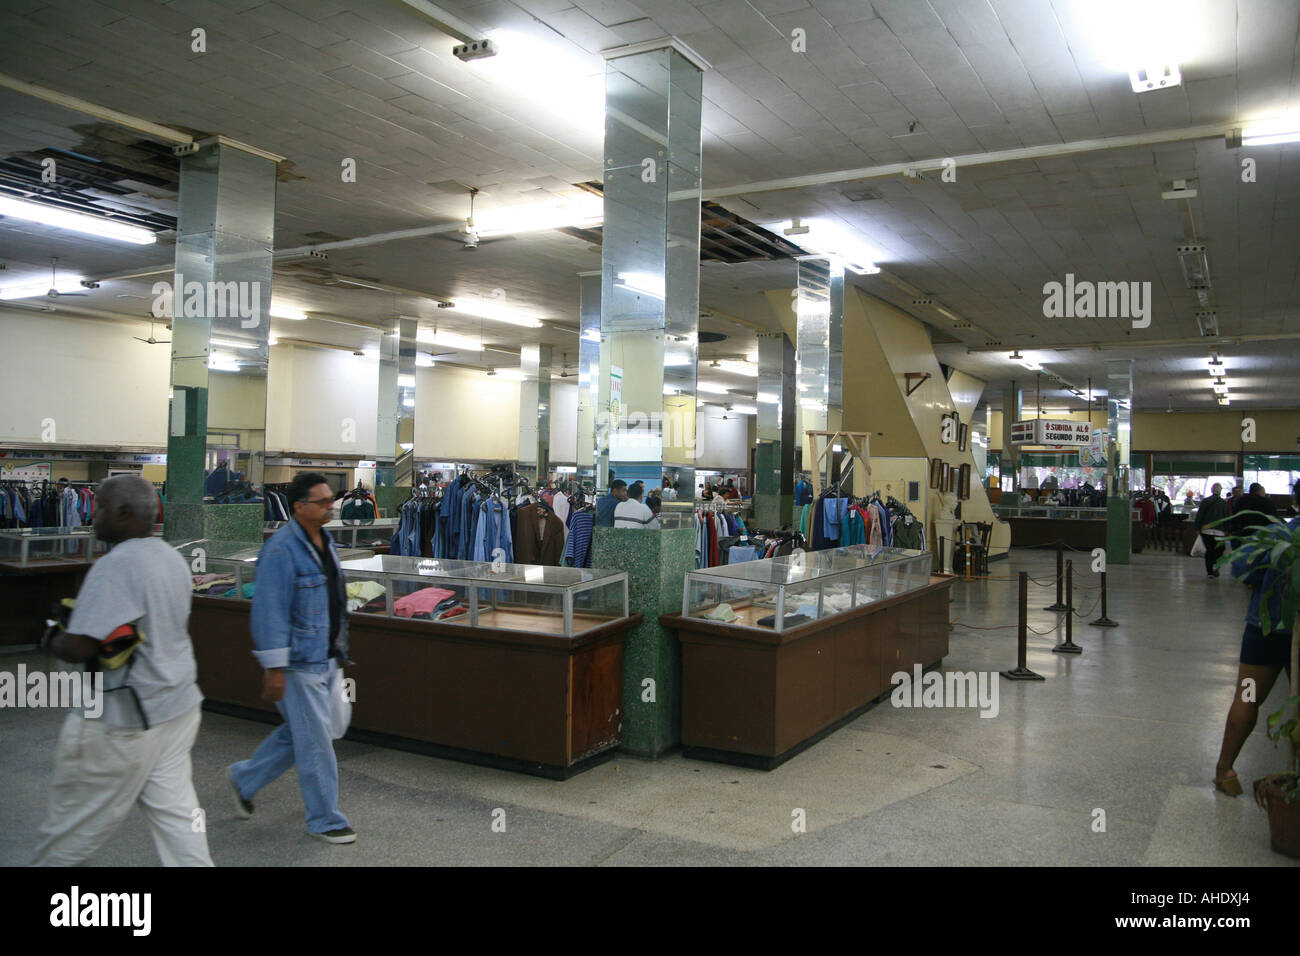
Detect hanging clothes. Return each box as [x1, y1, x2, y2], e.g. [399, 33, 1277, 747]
[564, 508, 595, 569]
[513, 501, 565, 566]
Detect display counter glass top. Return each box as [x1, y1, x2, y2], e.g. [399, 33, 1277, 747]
[0, 526, 160, 568]
[181, 544, 630, 639]
[681, 544, 933, 633]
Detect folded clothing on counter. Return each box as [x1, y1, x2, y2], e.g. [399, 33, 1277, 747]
[393, 586, 457, 618]
[192, 574, 237, 595]
[699, 603, 738, 622]
[346, 579, 386, 611]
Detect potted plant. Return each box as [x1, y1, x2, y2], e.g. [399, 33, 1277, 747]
[1213, 510, 1300, 858]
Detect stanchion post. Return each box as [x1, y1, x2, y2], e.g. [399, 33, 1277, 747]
[1054, 560, 1083, 654]
[1044, 538, 1067, 610]
[1001, 571, 1045, 681]
[1091, 569, 1119, 627]
[937, 536, 945, 575]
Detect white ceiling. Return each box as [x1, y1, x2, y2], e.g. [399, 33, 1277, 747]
[0, 0, 1297, 413]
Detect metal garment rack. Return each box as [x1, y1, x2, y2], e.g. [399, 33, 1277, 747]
[805, 430, 871, 499]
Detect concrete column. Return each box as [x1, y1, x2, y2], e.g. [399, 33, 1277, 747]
[592, 38, 707, 758]
[165, 139, 278, 543]
[1106, 359, 1134, 564]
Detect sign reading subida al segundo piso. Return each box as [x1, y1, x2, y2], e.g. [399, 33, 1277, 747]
[1010, 419, 1091, 446]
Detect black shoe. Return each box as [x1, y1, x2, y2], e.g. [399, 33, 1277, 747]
[228, 768, 253, 819]
[311, 826, 356, 844]
[1208, 570, 1219, 577]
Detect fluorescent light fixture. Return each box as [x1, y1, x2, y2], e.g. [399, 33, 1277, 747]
[757, 392, 779, 404]
[615, 272, 665, 299]
[463, 29, 605, 136]
[415, 353, 435, 367]
[664, 351, 692, 366]
[1178, 244, 1211, 289]
[663, 384, 680, 396]
[476, 192, 603, 237]
[209, 337, 258, 350]
[745, 351, 759, 363]
[785, 217, 881, 275]
[442, 299, 544, 328]
[0, 277, 86, 300]
[697, 382, 729, 394]
[398, 373, 415, 388]
[1129, 63, 1181, 93]
[1213, 383, 1228, 395]
[268, 335, 279, 346]
[730, 404, 757, 415]
[1092, 1, 1190, 92]
[270, 304, 308, 321]
[402, 397, 415, 408]
[1217, 396, 1230, 406]
[0, 195, 156, 245]
[416, 328, 483, 351]
[399, 442, 414, 451]
[1241, 114, 1300, 146]
[581, 328, 601, 342]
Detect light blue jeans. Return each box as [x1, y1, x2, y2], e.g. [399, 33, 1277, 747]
[230, 660, 349, 834]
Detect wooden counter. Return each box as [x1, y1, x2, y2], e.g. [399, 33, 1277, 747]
[190, 598, 640, 778]
[661, 577, 953, 769]
[0, 562, 92, 646]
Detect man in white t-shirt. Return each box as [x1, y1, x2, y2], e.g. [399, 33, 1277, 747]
[31, 475, 211, 866]
[614, 481, 659, 530]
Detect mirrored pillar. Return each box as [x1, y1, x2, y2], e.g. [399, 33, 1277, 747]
[1001, 381, 1020, 496]
[795, 256, 844, 489]
[596, 42, 703, 498]
[518, 344, 552, 486]
[753, 330, 795, 528]
[374, 315, 417, 514]
[165, 139, 278, 543]
[1105, 359, 1133, 564]
[576, 272, 600, 491]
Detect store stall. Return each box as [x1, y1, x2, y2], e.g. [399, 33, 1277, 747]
[186, 546, 639, 778]
[661, 545, 950, 769]
[993, 504, 1146, 550]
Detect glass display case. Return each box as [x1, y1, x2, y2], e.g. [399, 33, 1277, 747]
[682, 545, 932, 633]
[180, 543, 629, 639]
[263, 517, 398, 548]
[339, 555, 628, 637]
[0, 527, 104, 566]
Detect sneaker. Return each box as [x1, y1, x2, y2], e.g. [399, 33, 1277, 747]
[311, 826, 356, 844]
[228, 768, 253, 819]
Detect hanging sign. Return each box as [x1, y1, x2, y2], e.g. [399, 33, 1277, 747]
[1010, 419, 1091, 446]
[1, 461, 52, 481]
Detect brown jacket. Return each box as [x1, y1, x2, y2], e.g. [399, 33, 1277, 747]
[513, 502, 566, 566]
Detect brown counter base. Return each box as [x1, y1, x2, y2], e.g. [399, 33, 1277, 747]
[0, 565, 90, 646]
[663, 579, 952, 769]
[682, 659, 944, 771]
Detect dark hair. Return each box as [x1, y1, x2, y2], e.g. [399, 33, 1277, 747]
[628, 481, 644, 499]
[288, 472, 330, 508]
[1249, 482, 1265, 497]
[610, 479, 627, 491]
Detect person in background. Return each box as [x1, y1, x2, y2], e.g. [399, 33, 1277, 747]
[228, 472, 355, 845]
[595, 479, 627, 528]
[1194, 482, 1233, 578]
[1213, 480, 1299, 796]
[646, 488, 662, 517]
[701, 484, 713, 501]
[32, 475, 212, 866]
[615, 481, 659, 530]
[1020, 490, 1034, 505]
[724, 480, 740, 500]
[661, 479, 677, 501]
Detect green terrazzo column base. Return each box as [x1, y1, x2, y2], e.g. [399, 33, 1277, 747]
[591, 525, 695, 758]
[165, 502, 263, 545]
[752, 493, 793, 531]
[1105, 497, 1132, 565]
[374, 486, 411, 518]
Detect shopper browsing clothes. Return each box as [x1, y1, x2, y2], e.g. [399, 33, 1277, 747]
[31, 475, 212, 866]
[1212, 480, 1299, 796]
[228, 472, 356, 845]
[1195, 483, 1233, 577]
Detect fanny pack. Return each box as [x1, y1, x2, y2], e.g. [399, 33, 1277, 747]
[43, 598, 151, 728]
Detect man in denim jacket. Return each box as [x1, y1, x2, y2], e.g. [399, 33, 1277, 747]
[228, 473, 356, 844]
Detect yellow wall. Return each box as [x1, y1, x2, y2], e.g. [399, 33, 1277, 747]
[1133, 410, 1299, 451]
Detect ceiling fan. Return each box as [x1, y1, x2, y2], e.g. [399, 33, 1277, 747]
[433, 187, 515, 251]
[558, 352, 574, 378]
[46, 257, 89, 297]
[134, 315, 170, 345]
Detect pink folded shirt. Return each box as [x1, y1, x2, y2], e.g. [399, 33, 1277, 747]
[393, 587, 456, 618]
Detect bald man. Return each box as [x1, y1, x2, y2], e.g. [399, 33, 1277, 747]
[32, 475, 211, 866]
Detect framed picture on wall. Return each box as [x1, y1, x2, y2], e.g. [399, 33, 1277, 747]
[959, 463, 971, 500]
[940, 461, 950, 490]
[930, 457, 943, 488]
[958, 422, 969, 452]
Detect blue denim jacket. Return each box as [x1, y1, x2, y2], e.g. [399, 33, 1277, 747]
[1231, 517, 1299, 633]
[250, 519, 350, 670]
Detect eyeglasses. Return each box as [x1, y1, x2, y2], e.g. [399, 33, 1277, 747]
[303, 496, 335, 507]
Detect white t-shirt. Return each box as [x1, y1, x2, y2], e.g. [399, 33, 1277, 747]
[68, 536, 202, 727]
[614, 498, 659, 529]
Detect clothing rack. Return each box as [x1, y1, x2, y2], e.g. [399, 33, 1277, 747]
[805, 430, 871, 499]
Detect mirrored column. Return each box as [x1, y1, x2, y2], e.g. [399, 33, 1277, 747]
[1105, 359, 1134, 564]
[376, 315, 417, 493]
[167, 140, 276, 535]
[518, 344, 552, 486]
[598, 43, 703, 499]
[577, 272, 600, 489]
[795, 256, 844, 488]
[754, 330, 795, 527]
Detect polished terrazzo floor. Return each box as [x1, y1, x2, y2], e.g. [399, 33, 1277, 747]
[2, 547, 1295, 866]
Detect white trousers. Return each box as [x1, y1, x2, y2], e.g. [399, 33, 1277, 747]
[31, 703, 214, 867]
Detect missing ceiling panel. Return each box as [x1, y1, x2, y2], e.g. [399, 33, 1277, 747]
[842, 186, 883, 202]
